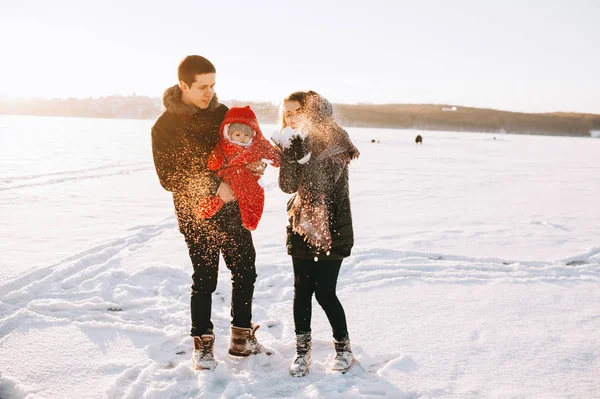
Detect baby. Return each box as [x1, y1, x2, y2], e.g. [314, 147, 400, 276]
[195, 106, 281, 230]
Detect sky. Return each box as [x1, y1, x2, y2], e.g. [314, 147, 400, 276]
[0, 0, 599, 113]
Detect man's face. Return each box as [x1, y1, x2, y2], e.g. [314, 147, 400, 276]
[180, 73, 216, 109]
[230, 130, 253, 144]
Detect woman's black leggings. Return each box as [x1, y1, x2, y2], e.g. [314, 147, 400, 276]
[292, 257, 348, 341]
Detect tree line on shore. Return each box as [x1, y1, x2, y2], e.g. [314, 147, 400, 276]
[1, 96, 598, 137]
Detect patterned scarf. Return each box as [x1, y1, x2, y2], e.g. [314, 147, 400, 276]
[288, 123, 359, 255]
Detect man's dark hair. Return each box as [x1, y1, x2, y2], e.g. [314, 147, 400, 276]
[178, 55, 216, 87]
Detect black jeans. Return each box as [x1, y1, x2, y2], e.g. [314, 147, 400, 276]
[292, 257, 348, 341]
[183, 202, 257, 336]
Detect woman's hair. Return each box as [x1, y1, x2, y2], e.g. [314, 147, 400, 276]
[278, 90, 335, 130]
[279, 91, 359, 160]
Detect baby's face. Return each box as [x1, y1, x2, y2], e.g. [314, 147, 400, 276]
[230, 130, 253, 144]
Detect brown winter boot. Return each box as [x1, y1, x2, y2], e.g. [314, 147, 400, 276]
[192, 334, 216, 370]
[228, 324, 271, 356]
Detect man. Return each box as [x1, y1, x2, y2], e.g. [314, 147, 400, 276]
[151, 55, 267, 370]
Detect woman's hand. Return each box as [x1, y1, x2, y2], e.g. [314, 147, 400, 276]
[287, 136, 311, 164]
[272, 127, 311, 164]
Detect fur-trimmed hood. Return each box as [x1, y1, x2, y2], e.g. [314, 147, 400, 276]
[162, 85, 221, 115]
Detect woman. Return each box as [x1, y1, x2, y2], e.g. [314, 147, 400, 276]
[275, 91, 360, 377]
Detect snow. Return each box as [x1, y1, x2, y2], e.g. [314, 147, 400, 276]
[1, 115, 599, 398]
[270, 126, 306, 149]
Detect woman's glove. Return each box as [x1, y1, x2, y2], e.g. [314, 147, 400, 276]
[272, 127, 311, 164]
[289, 136, 311, 164]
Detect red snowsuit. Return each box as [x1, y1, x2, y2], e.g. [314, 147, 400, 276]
[195, 106, 281, 231]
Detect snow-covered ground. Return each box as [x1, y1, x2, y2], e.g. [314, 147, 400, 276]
[1, 115, 599, 399]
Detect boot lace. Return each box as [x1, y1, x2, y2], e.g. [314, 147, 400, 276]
[334, 339, 350, 356]
[248, 324, 260, 347]
[296, 334, 311, 355]
[195, 336, 214, 356]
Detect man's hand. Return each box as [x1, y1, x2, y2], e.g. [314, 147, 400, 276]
[217, 182, 236, 203]
[246, 161, 267, 177]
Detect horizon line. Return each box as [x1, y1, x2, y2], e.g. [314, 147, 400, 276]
[1, 94, 598, 117]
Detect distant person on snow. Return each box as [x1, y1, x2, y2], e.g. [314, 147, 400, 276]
[151, 55, 269, 371]
[273, 90, 360, 377]
[195, 106, 281, 231]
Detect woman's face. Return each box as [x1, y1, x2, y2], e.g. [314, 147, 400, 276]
[283, 100, 304, 130]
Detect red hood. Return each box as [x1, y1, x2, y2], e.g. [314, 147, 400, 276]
[219, 105, 264, 140]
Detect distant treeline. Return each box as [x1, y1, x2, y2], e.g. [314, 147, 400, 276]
[333, 104, 600, 137]
[1, 96, 599, 137]
[0, 95, 162, 120]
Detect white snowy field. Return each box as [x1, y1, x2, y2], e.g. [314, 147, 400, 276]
[1, 114, 599, 399]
